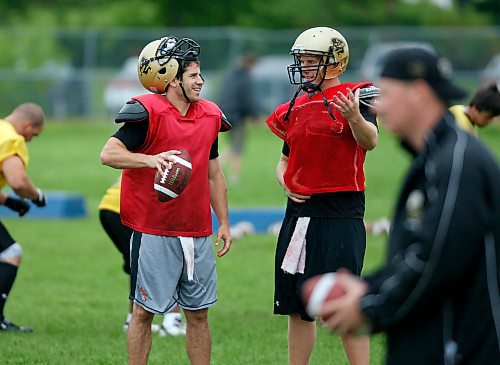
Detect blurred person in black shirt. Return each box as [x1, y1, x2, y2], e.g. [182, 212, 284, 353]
[218, 52, 259, 184]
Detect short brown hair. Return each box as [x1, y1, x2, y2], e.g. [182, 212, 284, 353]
[470, 82, 500, 117]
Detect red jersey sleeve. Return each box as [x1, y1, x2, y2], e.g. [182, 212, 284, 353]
[266, 102, 290, 140]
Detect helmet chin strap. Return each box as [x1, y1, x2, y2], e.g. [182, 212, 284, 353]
[179, 79, 192, 103]
[284, 65, 332, 122]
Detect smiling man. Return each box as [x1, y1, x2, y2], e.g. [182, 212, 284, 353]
[100, 36, 232, 365]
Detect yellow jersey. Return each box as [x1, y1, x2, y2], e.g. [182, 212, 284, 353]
[449, 105, 477, 136]
[0, 119, 29, 190]
[98, 176, 121, 214]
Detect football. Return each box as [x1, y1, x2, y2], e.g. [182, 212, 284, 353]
[301, 273, 346, 320]
[153, 149, 192, 202]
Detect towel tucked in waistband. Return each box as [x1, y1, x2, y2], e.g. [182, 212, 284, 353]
[281, 217, 310, 274]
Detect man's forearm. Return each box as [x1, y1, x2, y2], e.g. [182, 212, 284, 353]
[210, 175, 229, 226]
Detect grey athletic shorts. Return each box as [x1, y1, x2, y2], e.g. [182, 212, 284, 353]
[129, 232, 217, 314]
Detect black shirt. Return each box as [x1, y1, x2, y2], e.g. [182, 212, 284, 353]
[361, 115, 500, 365]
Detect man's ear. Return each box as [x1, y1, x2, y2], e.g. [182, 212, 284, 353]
[21, 120, 32, 132]
[169, 77, 179, 88]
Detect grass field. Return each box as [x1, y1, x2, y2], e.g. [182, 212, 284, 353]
[0, 118, 499, 364]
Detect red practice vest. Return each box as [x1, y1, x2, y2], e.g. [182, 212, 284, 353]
[266, 82, 373, 195]
[121, 94, 222, 236]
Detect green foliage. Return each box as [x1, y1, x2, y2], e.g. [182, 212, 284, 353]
[0, 26, 67, 69]
[61, 1, 164, 28]
[0, 0, 496, 73]
[240, 0, 492, 28]
[0, 0, 496, 28]
[469, 0, 500, 23]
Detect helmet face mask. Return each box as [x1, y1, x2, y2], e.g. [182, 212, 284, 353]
[138, 37, 200, 94]
[288, 54, 336, 85]
[158, 37, 200, 63]
[287, 27, 349, 87]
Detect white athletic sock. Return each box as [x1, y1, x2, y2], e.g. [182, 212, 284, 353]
[125, 312, 132, 324]
[162, 312, 181, 328]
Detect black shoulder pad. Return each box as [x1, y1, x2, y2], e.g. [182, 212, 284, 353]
[359, 86, 381, 100]
[359, 86, 381, 108]
[115, 100, 148, 123]
[220, 111, 232, 132]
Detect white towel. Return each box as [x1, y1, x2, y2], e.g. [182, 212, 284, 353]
[179, 236, 195, 281]
[281, 217, 310, 274]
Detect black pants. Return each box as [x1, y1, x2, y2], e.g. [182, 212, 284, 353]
[0, 220, 15, 253]
[99, 210, 132, 274]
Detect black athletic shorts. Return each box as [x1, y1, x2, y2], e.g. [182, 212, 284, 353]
[274, 216, 366, 321]
[0, 220, 15, 253]
[99, 210, 133, 274]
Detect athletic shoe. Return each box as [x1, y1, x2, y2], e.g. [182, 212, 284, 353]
[0, 319, 33, 332]
[159, 317, 186, 337]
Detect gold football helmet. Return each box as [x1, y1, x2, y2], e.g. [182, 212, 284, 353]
[288, 27, 349, 85]
[137, 37, 200, 94]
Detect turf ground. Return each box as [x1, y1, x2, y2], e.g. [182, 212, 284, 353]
[0, 119, 499, 364]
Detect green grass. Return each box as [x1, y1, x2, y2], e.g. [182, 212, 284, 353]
[0, 119, 499, 364]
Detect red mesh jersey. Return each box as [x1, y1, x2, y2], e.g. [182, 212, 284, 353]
[266, 82, 373, 195]
[121, 94, 222, 236]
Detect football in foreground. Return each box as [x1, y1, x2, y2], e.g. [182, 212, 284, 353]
[301, 273, 346, 320]
[153, 149, 192, 202]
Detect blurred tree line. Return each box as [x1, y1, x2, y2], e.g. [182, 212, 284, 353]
[0, 0, 498, 69]
[0, 0, 498, 28]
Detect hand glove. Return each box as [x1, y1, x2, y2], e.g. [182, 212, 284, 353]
[4, 196, 30, 217]
[32, 188, 47, 207]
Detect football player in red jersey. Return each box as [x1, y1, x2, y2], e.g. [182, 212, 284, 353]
[100, 36, 232, 365]
[266, 27, 379, 365]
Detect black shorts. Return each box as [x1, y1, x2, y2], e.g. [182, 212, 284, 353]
[0, 220, 15, 253]
[99, 210, 133, 274]
[274, 216, 366, 321]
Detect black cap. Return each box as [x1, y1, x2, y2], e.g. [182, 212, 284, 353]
[380, 47, 466, 102]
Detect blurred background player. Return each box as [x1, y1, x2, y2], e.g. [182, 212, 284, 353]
[449, 81, 500, 135]
[100, 36, 232, 365]
[266, 27, 379, 365]
[0, 103, 47, 332]
[218, 52, 259, 184]
[98, 174, 186, 336]
[319, 47, 500, 365]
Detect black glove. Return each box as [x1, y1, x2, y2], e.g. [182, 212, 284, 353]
[32, 188, 47, 207]
[4, 196, 30, 217]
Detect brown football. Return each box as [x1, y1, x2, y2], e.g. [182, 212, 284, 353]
[153, 149, 192, 202]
